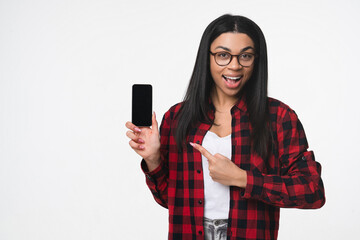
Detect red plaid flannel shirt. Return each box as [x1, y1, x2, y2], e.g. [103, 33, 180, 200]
[141, 96, 325, 240]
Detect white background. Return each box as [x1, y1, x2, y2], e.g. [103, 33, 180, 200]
[1, 0, 359, 239]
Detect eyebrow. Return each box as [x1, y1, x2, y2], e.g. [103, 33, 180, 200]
[214, 46, 255, 52]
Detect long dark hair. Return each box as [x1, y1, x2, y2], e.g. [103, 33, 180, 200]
[175, 14, 272, 159]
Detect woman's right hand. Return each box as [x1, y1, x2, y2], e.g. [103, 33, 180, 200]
[125, 112, 161, 171]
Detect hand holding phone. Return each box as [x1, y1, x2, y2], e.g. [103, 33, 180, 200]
[127, 85, 161, 170]
[125, 113, 161, 171]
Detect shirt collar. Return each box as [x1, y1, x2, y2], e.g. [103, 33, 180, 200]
[232, 94, 248, 113]
[208, 94, 248, 115]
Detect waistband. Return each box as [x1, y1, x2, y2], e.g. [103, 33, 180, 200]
[204, 217, 228, 226]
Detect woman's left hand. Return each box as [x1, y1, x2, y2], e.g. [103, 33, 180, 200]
[190, 142, 247, 188]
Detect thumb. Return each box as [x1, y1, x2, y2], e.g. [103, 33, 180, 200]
[151, 111, 159, 133]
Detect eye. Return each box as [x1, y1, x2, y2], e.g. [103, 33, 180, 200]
[240, 53, 254, 61]
[216, 52, 230, 59]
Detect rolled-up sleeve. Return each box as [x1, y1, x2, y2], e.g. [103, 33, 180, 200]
[242, 108, 326, 209]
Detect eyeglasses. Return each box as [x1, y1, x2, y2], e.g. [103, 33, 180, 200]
[209, 51, 256, 67]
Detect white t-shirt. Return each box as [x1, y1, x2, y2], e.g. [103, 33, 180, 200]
[201, 131, 231, 220]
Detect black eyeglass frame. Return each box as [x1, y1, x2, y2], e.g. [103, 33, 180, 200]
[209, 51, 257, 67]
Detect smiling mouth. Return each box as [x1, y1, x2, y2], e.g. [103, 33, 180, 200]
[223, 75, 242, 84]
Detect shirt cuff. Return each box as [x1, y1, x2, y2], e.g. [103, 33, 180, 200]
[141, 159, 167, 184]
[242, 170, 265, 199]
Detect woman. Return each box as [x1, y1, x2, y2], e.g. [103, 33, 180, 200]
[126, 14, 325, 240]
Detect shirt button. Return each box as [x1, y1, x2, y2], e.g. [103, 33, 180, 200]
[198, 230, 202, 235]
[197, 169, 201, 174]
[198, 200, 202, 204]
[196, 140, 200, 144]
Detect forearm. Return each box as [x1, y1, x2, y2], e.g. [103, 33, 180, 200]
[141, 158, 169, 208]
[230, 165, 247, 188]
[242, 153, 325, 209]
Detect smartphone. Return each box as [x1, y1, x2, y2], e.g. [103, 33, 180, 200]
[132, 84, 152, 127]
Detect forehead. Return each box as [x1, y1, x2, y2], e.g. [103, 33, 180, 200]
[210, 32, 254, 52]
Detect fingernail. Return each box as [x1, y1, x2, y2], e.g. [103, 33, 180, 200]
[139, 145, 144, 149]
[135, 127, 141, 132]
[189, 142, 195, 147]
[138, 138, 144, 143]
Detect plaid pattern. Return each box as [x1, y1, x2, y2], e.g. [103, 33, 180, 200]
[141, 96, 325, 240]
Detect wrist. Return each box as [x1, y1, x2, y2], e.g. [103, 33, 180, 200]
[232, 167, 247, 188]
[144, 154, 161, 172]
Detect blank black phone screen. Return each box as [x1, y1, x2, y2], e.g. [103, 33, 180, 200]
[132, 84, 152, 126]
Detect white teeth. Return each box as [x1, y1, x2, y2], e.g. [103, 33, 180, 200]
[224, 75, 241, 80]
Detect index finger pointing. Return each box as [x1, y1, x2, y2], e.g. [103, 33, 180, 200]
[189, 142, 214, 161]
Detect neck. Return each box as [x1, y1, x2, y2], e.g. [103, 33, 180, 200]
[211, 88, 238, 112]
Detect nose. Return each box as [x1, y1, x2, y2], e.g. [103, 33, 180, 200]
[228, 56, 243, 70]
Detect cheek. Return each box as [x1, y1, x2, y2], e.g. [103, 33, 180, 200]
[245, 67, 254, 78]
[210, 61, 223, 79]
